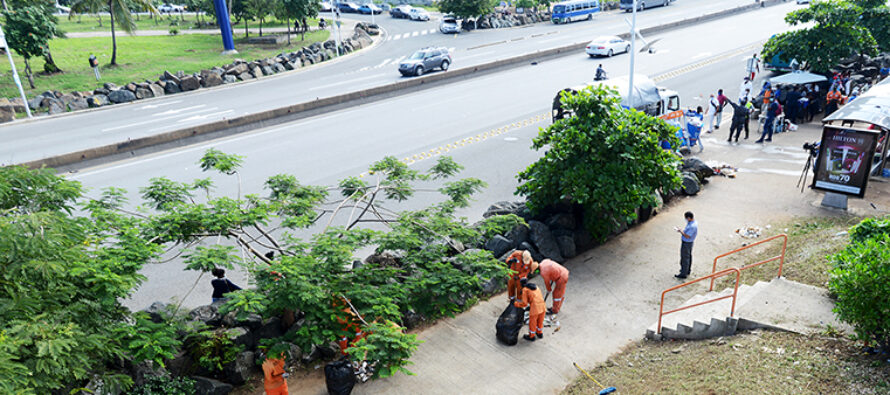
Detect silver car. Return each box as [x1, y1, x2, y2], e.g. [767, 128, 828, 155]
[399, 47, 452, 76]
[440, 16, 460, 34]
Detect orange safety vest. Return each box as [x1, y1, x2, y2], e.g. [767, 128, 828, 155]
[514, 286, 546, 316]
[506, 250, 530, 280]
[539, 259, 569, 291]
[763, 89, 772, 104]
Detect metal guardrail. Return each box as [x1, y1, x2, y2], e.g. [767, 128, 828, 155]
[657, 267, 741, 335]
[708, 234, 788, 291]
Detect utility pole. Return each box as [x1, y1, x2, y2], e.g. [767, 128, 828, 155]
[628, 0, 637, 109]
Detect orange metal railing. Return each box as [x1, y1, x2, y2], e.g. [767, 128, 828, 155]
[708, 234, 788, 291]
[657, 267, 741, 334]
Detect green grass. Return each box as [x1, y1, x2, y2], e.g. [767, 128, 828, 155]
[563, 331, 890, 394]
[52, 13, 319, 34]
[0, 30, 329, 99]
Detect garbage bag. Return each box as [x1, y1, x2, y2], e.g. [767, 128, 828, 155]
[325, 359, 355, 395]
[496, 303, 523, 346]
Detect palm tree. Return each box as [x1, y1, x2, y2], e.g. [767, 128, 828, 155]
[70, 0, 158, 66]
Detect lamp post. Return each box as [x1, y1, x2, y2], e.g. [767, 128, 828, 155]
[0, 26, 31, 118]
[628, 0, 637, 109]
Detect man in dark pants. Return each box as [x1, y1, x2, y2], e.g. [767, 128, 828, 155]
[726, 98, 748, 143]
[675, 211, 698, 279]
[756, 98, 778, 143]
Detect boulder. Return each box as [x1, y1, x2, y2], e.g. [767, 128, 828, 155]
[202, 72, 223, 87]
[480, 275, 505, 296]
[192, 376, 233, 395]
[124, 82, 138, 92]
[364, 250, 403, 268]
[681, 172, 701, 195]
[86, 95, 109, 108]
[255, 316, 284, 341]
[272, 63, 286, 73]
[27, 95, 43, 111]
[142, 301, 170, 323]
[681, 157, 714, 181]
[261, 65, 274, 76]
[103, 82, 118, 91]
[9, 97, 26, 113]
[130, 361, 168, 387]
[222, 351, 255, 385]
[225, 63, 248, 75]
[162, 71, 180, 84]
[402, 309, 424, 329]
[484, 235, 513, 258]
[249, 68, 263, 79]
[67, 98, 89, 112]
[506, 224, 530, 248]
[107, 89, 136, 104]
[238, 72, 253, 81]
[164, 81, 182, 94]
[149, 83, 165, 97]
[555, 235, 577, 259]
[189, 305, 222, 327]
[325, 49, 336, 60]
[44, 97, 65, 114]
[284, 342, 303, 365]
[528, 220, 565, 263]
[224, 75, 237, 84]
[225, 327, 254, 350]
[301, 344, 320, 364]
[283, 61, 296, 71]
[517, 241, 544, 263]
[180, 76, 200, 91]
[0, 105, 15, 123]
[135, 87, 153, 100]
[483, 201, 526, 218]
[545, 213, 576, 231]
[222, 312, 263, 329]
[93, 87, 110, 96]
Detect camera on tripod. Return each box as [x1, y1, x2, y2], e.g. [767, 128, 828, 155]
[803, 141, 820, 157]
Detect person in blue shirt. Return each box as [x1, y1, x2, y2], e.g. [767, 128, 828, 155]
[211, 268, 242, 303]
[674, 211, 698, 279]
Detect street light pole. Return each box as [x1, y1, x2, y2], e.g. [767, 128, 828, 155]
[628, 0, 637, 109]
[0, 26, 32, 118]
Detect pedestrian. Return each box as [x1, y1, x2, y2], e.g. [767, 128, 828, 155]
[536, 259, 569, 317]
[595, 64, 607, 81]
[739, 77, 753, 101]
[211, 268, 241, 303]
[726, 99, 747, 143]
[674, 211, 698, 279]
[785, 86, 801, 124]
[705, 94, 719, 133]
[514, 278, 546, 341]
[506, 250, 532, 302]
[825, 87, 842, 116]
[715, 89, 728, 130]
[293, 19, 300, 34]
[745, 53, 760, 80]
[755, 97, 778, 143]
[743, 98, 754, 139]
[262, 352, 289, 395]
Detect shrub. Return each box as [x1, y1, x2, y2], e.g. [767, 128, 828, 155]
[476, 214, 527, 240]
[169, 27, 180, 35]
[131, 375, 196, 395]
[848, 216, 890, 244]
[829, 229, 890, 351]
[186, 329, 244, 373]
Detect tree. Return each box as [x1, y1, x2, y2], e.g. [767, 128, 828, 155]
[761, 0, 882, 72]
[245, 0, 271, 36]
[70, 0, 158, 65]
[439, 0, 493, 24]
[276, 0, 320, 43]
[2, 6, 59, 88]
[516, 85, 682, 241]
[231, 0, 254, 37]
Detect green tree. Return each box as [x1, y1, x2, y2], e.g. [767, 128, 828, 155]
[245, 0, 270, 36]
[439, 0, 493, 24]
[516, 85, 682, 240]
[275, 0, 319, 43]
[69, 0, 159, 65]
[2, 6, 60, 88]
[761, 0, 882, 72]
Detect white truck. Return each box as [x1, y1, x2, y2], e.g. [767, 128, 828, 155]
[551, 74, 681, 121]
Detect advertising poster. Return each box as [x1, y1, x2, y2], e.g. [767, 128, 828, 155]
[813, 126, 879, 198]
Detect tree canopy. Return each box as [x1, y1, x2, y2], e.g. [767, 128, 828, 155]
[438, 0, 494, 21]
[2, 6, 59, 87]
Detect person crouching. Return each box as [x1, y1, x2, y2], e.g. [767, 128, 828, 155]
[514, 278, 546, 341]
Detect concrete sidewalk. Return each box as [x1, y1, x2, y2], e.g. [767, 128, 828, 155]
[273, 122, 890, 395]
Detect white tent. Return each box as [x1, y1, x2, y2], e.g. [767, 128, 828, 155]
[769, 70, 828, 85]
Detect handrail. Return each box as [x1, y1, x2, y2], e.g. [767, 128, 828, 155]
[708, 234, 788, 291]
[657, 267, 741, 334]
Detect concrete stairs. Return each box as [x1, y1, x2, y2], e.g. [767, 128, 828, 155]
[646, 277, 847, 340]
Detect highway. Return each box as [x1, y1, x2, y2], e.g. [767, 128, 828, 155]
[58, 2, 802, 310]
[1, 0, 790, 166]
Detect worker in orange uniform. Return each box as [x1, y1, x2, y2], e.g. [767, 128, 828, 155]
[334, 298, 367, 355]
[514, 278, 546, 341]
[506, 250, 533, 302]
[262, 352, 289, 395]
[538, 258, 570, 317]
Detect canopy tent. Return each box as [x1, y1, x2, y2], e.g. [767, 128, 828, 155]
[594, 74, 662, 109]
[769, 70, 828, 85]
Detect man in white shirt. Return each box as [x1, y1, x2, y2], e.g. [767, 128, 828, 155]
[746, 54, 760, 80]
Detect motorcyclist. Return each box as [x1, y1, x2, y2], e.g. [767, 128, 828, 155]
[595, 64, 607, 81]
[319, 18, 327, 29]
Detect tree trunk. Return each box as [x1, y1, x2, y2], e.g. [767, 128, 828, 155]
[244, 20, 248, 37]
[301, 17, 307, 41]
[286, 17, 291, 45]
[23, 58, 35, 89]
[97, 13, 103, 27]
[42, 50, 63, 73]
[109, 0, 118, 65]
[259, 18, 262, 36]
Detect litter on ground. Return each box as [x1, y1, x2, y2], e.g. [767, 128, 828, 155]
[735, 226, 763, 238]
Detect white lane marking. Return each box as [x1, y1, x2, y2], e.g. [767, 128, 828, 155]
[358, 66, 370, 71]
[157, 105, 207, 116]
[691, 52, 712, 60]
[421, 29, 428, 35]
[392, 34, 402, 40]
[100, 106, 214, 132]
[742, 157, 806, 165]
[412, 31, 419, 37]
[138, 100, 183, 110]
[177, 110, 234, 123]
[307, 73, 389, 91]
[738, 168, 801, 177]
[376, 58, 391, 67]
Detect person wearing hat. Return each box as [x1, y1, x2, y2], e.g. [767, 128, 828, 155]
[514, 278, 546, 341]
[506, 250, 533, 302]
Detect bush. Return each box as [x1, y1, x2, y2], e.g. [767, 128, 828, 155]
[476, 214, 527, 240]
[829, 221, 890, 351]
[169, 27, 180, 35]
[132, 375, 196, 395]
[848, 216, 890, 244]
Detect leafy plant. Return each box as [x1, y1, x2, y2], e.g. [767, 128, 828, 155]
[117, 313, 182, 368]
[516, 85, 681, 240]
[2, 6, 61, 88]
[131, 375, 196, 395]
[346, 321, 421, 378]
[848, 216, 890, 244]
[477, 214, 527, 240]
[169, 27, 180, 35]
[187, 329, 244, 373]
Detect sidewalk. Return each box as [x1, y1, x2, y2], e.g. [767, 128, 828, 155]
[277, 122, 890, 394]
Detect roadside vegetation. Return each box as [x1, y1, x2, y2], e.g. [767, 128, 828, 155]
[53, 13, 321, 34]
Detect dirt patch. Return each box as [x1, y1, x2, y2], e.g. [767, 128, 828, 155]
[563, 330, 890, 394]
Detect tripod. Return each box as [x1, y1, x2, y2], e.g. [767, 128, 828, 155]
[797, 151, 817, 193]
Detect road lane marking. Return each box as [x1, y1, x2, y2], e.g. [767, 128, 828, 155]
[156, 104, 207, 116]
[412, 31, 419, 37]
[307, 73, 389, 91]
[691, 52, 712, 60]
[358, 66, 370, 71]
[421, 29, 428, 35]
[100, 106, 215, 132]
[138, 100, 183, 110]
[177, 110, 235, 123]
[392, 34, 402, 40]
[376, 58, 391, 67]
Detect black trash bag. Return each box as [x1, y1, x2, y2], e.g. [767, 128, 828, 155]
[496, 303, 523, 346]
[325, 359, 355, 395]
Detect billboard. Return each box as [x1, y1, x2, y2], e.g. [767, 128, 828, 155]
[812, 125, 879, 198]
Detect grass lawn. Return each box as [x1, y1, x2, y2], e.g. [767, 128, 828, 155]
[50, 13, 319, 34]
[563, 331, 890, 394]
[0, 30, 329, 99]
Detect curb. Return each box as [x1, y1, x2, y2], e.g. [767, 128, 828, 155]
[25, 0, 787, 170]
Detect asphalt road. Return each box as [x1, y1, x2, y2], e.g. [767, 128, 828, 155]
[1, 0, 790, 166]
[61, 2, 800, 310]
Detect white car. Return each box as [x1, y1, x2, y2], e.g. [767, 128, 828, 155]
[408, 8, 430, 21]
[585, 35, 631, 57]
[158, 3, 185, 13]
[796, 0, 809, 4]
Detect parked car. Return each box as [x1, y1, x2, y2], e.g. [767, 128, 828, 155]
[391, 4, 413, 18]
[158, 3, 185, 13]
[796, 0, 809, 4]
[439, 15, 460, 33]
[408, 8, 430, 21]
[399, 47, 452, 76]
[337, 2, 361, 13]
[358, 3, 383, 14]
[619, 0, 670, 11]
[320, 1, 333, 11]
[585, 35, 630, 57]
